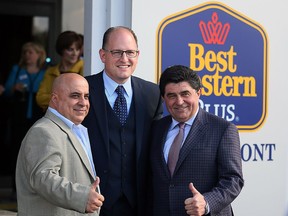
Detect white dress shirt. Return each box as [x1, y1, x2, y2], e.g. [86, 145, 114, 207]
[102, 70, 133, 113]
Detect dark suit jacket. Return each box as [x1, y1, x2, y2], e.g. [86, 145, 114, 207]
[150, 108, 244, 216]
[82, 71, 163, 216]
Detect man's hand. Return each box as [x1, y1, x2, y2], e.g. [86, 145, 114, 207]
[85, 177, 105, 213]
[184, 183, 206, 216]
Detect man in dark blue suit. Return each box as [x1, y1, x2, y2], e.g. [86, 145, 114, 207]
[82, 26, 163, 216]
[149, 65, 244, 216]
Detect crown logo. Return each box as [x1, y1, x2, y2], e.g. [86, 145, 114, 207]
[199, 12, 230, 45]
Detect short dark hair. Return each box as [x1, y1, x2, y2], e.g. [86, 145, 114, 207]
[102, 26, 138, 49]
[55, 31, 82, 56]
[159, 65, 202, 97]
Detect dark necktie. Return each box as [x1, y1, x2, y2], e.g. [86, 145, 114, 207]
[168, 123, 185, 176]
[113, 85, 127, 125]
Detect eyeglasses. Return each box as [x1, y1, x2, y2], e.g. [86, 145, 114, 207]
[103, 49, 139, 58]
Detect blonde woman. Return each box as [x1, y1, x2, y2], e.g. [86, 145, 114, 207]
[5, 42, 47, 121]
[4, 41, 47, 195]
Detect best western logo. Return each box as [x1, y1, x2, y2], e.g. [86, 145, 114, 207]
[156, 2, 268, 131]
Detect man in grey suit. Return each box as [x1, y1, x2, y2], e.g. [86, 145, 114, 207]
[82, 26, 163, 216]
[149, 65, 244, 216]
[16, 73, 104, 216]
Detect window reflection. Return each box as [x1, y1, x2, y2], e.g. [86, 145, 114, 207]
[32, 16, 49, 63]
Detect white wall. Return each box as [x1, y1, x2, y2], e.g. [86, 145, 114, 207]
[62, 0, 84, 34]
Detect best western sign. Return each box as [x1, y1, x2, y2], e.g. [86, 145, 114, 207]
[156, 2, 269, 131]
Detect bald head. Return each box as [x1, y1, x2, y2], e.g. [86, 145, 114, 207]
[51, 73, 81, 94]
[49, 73, 90, 125]
[102, 26, 138, 49]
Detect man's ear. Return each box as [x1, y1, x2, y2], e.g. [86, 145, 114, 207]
[99, 49, 106, 63]
[51, 93, 58, 105]
[197, 88, 201, 97]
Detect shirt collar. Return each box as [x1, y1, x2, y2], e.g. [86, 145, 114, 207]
[103, 70, 132, 97]
[170, 107, 199, 130]
[48, 107, 86, 130]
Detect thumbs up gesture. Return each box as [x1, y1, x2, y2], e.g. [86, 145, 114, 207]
[85, 177, 105, 213]
[184, 183, 206, 216]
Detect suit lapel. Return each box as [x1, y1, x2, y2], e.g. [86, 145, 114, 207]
[157, 116, 173, 179]
[163, 118, 174, 178]
[45, 110, 95, 179]
[131, 77, 145, 160]
[90, 72, 110, 156]
[66, 129, 96, 178]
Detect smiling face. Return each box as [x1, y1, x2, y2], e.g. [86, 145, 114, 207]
[61, 42, 81, 66]
[50, 73, 90, 125]
[99, 28, 139, 84]
[164, 81, 201, 122]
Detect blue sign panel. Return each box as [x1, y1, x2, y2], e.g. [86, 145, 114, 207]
[156, 2, 269, 131]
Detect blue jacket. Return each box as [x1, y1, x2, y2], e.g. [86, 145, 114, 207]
[5, 64, 46, 119]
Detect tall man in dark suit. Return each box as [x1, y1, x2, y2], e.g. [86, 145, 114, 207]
[149, 65, 244, 216]
[82, 26, 163, 216]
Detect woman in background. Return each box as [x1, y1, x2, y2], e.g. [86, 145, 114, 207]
[36, 30, 83, 111]
[4, 41, 47, 196]
[5, 41, 47, 124]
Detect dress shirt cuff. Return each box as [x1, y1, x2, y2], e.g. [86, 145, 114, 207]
[204, 201, 210, 215]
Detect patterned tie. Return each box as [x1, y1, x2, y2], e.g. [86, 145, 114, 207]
[113, 85, 127, 125]
[168, 123, 185, 176]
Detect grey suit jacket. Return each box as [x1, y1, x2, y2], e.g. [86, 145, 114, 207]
[16, 109, 99, 216]
[150, 108, 244, 216]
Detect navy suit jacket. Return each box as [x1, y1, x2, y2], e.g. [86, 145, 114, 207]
[150, 108, 244, 216]
[82, 71, 163, 216]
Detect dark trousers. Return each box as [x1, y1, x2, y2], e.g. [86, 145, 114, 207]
[100, 195, 136, 216]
